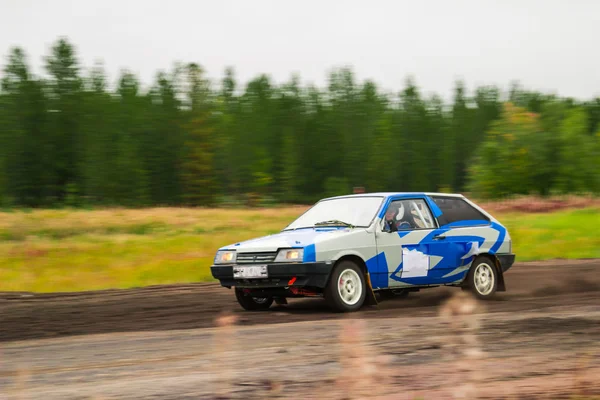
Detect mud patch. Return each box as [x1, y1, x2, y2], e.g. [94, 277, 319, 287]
[531, 278, 600, 297]
[487, 316, 599, 335]
[1, 260, 600, 343]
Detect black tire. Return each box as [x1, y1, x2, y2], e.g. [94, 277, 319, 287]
[324, 260, 367, 312]
[235, 288, 273, 311]
[466, 256, 499, 299]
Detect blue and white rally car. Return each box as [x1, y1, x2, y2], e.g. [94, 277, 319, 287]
[211, 193, 515, 312]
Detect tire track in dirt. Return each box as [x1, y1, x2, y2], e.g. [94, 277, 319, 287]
[1, 259, 599, 342]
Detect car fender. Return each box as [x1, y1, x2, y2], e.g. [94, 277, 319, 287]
[330, 249, 369, 265]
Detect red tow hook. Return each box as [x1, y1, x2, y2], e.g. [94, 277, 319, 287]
[288, 277, 297, 286]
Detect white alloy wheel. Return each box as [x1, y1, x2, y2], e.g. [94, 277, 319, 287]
[474, 262, 495, 296]
[337, 268, 363, 306]
[325, 260, 367, 312]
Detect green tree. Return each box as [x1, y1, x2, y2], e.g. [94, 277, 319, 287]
[398, 77, 430, 191]
[445, 81, 467, 191]
[555, 108, 599, 193]
[181, 115, 215, 205]
[145, 69, 183, 204]
[79, 62, 114, 204]
[1, 48, 51, 206]
[276, 76, 304, 202]
[468, 103, 542, 197]
[214, 67, 240, 199]
[114, 70, 149, 205]
[365, 112, 395, 192]
[241, 75, 276, 198]
[180, 63, 216, 205]
[45, 38, 83, 203]
[3, 37, 600, 206]
[584, 98, 600, 135]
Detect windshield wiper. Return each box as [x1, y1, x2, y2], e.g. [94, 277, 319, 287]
[314, 219, 354, 228]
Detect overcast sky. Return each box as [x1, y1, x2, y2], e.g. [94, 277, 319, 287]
[2, 0, 599, 100]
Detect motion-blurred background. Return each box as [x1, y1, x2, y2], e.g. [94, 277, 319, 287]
[2, 0, 599, 210]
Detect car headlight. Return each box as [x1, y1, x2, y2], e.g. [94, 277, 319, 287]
[214, 250, 236, 264]
[275, 248, 304, 262]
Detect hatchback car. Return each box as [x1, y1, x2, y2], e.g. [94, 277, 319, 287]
[210, 193, 515, 312]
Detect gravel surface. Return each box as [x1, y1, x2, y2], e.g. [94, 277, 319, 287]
[1, 259, 599, 399]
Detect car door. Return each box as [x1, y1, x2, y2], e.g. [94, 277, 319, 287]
[371, 197, 406, 289]
[375, 196, 456, 288]
[426, 195, 504, 284]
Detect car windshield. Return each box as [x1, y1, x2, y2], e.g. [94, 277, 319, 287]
[283, 196, 384, 230]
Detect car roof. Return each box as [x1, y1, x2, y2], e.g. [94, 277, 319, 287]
[321, 192, 465, 201]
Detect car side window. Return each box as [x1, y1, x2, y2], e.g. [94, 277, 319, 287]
[409, 199, 435, 229]
[382, 199, 435, 231]
[431, 196, 490, 226]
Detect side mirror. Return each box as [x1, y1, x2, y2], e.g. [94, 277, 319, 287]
[381, 219, 389, 232]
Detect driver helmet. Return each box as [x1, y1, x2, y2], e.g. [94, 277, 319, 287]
[385, 202, 405, 221]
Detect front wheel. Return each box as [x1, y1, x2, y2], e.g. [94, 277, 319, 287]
[467, 256, 498, 299]
[324, 261, 366, 312]
[235, 288, 273, 311]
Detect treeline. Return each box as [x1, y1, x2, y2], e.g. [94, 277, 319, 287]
[1, 38, 599, 207]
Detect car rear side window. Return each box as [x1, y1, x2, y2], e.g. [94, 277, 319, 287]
[431, 197, 490, 226]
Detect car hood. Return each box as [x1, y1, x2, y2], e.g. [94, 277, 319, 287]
[219, 227, 353, 253]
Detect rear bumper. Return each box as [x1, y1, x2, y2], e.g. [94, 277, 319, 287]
[210, 262, 333, 289]
[497, 254, 516, 272]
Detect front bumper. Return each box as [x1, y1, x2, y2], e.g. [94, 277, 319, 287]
[497, 253, 516, 272]
[210, 262, 333, 289]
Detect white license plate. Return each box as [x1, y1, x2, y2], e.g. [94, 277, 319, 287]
[233, 265, 268, 279]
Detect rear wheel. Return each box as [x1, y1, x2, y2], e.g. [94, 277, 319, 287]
[235, 288, 273, 311]
[325, 260, 366, 312]
[467, 256, 498, 299]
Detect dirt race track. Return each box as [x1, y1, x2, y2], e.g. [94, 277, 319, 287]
[1, 259, 599, 399]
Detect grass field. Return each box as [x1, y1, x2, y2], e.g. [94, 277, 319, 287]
[0, 205, 598, 293]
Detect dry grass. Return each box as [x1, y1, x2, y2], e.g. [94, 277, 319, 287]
[478, 194, 600, 214]
[0, 207, 306, 292]
[0, 206, 308, 240]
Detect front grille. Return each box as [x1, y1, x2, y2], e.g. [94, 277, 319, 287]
[236, 252, 277, 264]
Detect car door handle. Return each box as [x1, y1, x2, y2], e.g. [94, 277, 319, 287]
[433, 234, 446, 240]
